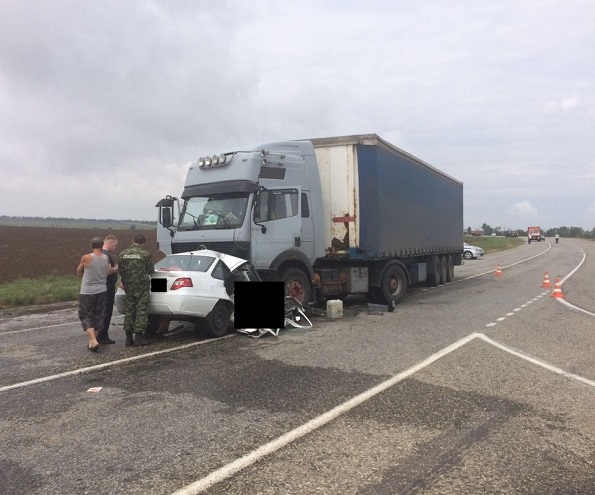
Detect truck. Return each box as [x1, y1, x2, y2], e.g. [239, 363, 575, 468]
[527, 226, 542, 243]
[156, 134, 463, 307]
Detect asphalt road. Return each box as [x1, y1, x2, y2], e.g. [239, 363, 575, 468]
[1, 239, 594, 494]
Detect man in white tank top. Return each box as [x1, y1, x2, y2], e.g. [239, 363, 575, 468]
[77, 237, 118, 351]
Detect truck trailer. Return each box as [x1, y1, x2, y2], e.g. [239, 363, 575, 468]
[156, 134, 463, 307]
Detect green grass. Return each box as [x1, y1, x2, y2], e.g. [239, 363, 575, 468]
[0, 275, 81, 309]
[464, 235, 525, 254]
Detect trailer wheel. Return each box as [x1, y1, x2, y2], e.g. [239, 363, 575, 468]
[282, 267, 311, 306]
[379, 264, 408, 305]
[446, 255, 454, 282]
[439, 256, 448, 285]
[427, 255, 440, 287]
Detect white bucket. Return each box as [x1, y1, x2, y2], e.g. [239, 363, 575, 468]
[326, 299, 344, 319]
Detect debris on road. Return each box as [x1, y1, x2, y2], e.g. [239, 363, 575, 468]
[236, 297, 313, 338]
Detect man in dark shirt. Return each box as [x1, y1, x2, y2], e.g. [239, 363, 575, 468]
[98, 234, 118, 344]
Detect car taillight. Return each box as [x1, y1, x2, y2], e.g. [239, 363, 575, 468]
[170, 277, 193, 290]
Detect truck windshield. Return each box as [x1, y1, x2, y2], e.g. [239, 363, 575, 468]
[178, 194, 249, 231]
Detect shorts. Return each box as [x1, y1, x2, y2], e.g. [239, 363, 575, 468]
[78, 292, 107, 333]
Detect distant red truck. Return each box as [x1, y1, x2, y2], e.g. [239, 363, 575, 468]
[527, 226, 542, 243]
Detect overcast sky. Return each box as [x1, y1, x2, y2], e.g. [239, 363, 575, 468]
[1, 0, 594, 231]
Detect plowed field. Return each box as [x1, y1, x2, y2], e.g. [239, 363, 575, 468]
[0, 226, 163, 284]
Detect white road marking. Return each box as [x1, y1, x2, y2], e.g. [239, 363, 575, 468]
[477, 334, 595, 387]
[0, 315, 125, 336]
[0, 334, 235, 392]
[1, 321, 79, 335]
[552, 249, 595, 317]
[168, 333, 480, 495]
[168, 329, 595, 495]
[556, 299, 595, 317]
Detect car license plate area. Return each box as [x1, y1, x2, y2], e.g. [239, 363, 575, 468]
[151, 278, 167, 292]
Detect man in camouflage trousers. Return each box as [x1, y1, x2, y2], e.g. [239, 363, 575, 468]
[118, 234, 154, 346]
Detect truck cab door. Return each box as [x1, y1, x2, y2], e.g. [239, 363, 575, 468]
[251, 187, 303, 269]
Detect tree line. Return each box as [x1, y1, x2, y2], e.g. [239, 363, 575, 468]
[467, 225, 595, 239]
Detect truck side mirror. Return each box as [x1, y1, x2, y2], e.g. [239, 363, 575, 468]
[161, 207, 172, 228]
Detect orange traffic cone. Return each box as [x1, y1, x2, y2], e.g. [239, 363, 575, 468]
[495, 264, 503, 277]
[551, 277, 564, 298]
[541, 272, 552, 288]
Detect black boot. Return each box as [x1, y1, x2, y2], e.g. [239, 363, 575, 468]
[125, 332, 134, 347]
[135, 332, 150, 346]
[98, 335, 116, 344]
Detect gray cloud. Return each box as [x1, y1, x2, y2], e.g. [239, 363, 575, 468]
[1, 0, 594, 229]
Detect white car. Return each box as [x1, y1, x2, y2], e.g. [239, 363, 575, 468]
[115, 249, 259, 337]
[463, 242, 484, 260]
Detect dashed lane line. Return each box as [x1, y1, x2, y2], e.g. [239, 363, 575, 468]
[485, 292, 550, 327]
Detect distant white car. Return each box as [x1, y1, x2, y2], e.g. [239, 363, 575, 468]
[463, 242, 484, 260]
[115, 249, 259, 337]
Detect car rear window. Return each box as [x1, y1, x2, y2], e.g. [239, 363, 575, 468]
[155, 255, 215, 272]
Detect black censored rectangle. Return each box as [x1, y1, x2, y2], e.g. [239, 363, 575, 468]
[151, 278, 167, 292]
[233, 281, 284, 329]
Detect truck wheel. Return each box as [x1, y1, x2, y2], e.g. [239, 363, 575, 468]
[204, 302, 231, 338]
[427, 255, 440, 287]
[379, 265, 408, 305]
[282, 268, 311, 306]
[439, 256, 448, 285]
[446, 255, 454, 282]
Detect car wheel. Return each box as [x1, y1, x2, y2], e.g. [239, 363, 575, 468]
[205, 302, 232, 338]
[463, 251, 473, 260]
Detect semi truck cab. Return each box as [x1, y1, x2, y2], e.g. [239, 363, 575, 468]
[156, 141, 326, 304]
